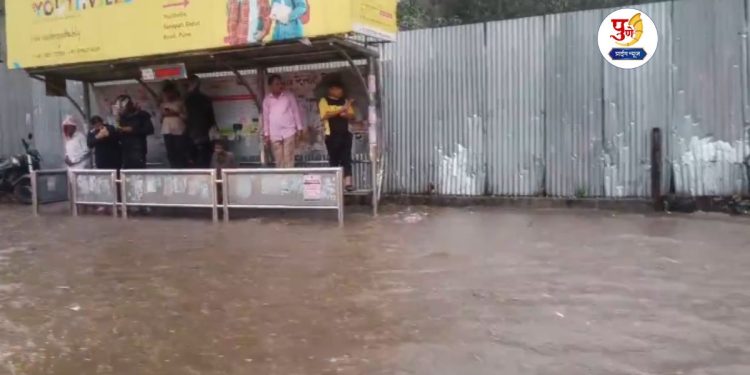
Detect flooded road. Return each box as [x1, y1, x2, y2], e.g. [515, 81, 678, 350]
[1, 205, 750, 375]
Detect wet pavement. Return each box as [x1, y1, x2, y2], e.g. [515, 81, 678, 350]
[1, 204, 750, 375]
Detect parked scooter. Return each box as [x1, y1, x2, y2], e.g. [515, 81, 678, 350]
[0, 134, 42, 204]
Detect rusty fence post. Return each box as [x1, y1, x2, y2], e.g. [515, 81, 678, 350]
[651, 128, 664, 211]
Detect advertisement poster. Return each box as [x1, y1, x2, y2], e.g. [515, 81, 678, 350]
[5, 0, 396, 69]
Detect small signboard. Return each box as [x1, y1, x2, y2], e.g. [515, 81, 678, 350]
[140, 63, 187, 82]
[303, 174, 322, 201]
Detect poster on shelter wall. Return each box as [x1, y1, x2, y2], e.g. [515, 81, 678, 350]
[6, 0, 396, 69]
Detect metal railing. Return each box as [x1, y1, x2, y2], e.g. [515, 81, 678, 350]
[31, 169, 69, 216]
[119, 169, 219, 222]
[221, 167, 344, 226]
[63, 168, 346, 225]
[69, 169, 118, 218]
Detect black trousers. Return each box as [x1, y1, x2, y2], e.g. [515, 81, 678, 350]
[325, 131, 353, 178]
[192, 141, 213, 169]
[164, 134, 191, 169]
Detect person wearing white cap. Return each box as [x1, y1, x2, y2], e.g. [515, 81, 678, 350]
[62, 115, 91, 170]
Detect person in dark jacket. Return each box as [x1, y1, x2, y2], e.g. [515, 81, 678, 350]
[115, 95, 154, 169]
[185, 75, 217, 168]
[87, 115, 121, 169]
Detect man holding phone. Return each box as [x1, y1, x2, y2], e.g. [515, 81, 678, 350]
[115, 95, 154, 169]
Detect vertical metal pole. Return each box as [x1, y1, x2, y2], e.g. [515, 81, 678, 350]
[110, 171, 118, 218]
[70, 171, 79, 217]
[31, 171, 39, 216]
[82, 82, 92, 127]
[337, 168, 344, 227]
[257, 68, 268, 166]
[222, 171, 230, 223]
[120, 172, 128, 219]
[211, 170, 218, 224]
[651, 128, 663, 211]
[367, 57, 379, 216]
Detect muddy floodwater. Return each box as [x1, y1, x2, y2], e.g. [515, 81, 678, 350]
[1, 205, 750, 375]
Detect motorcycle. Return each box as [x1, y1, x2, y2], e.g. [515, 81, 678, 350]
[0, 134, 42, 204]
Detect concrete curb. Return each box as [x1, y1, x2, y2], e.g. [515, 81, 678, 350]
[381, 195, 655, 213]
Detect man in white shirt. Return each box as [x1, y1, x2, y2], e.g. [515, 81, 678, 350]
[62, 115, 91, 170]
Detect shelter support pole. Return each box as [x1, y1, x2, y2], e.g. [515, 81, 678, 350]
[332, 43, 368, 95]
[651, 128, 664, 212]
[29, 75, 86, 119]
[257, 68, 268, 166]
[135, 78, 160, 103]
[367, 57, 379, 216]
[83, 82, 92, 124]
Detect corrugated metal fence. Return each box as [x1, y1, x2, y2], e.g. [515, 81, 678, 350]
[2, 0, 748, 196]
[382, 0, 750, 197]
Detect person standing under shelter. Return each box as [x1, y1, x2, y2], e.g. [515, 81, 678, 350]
[319, 82, 355, 191]
[87, 116, 121, 170]
[115, 95, 154, 169]
[263, 74, 304, 168]
[185, 74, 217, 168]
[62, 115, 91, 170]
[160, 82, 190, 168]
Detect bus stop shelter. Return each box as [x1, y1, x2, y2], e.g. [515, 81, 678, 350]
[26, 35, 385, 221]
[7, 0, 398, 221]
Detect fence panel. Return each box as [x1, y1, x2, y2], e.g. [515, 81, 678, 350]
[670, 0, 748, 196]
[486, 16, 546, 196]
[222, 168, 344, 226]
[602, 2, 673, 197]
[120, 170, 218, 222]
[69, 169, 117, 217]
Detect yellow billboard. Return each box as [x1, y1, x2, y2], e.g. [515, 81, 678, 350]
[6, 0, 397, 69]
[352, 0, 398, 41]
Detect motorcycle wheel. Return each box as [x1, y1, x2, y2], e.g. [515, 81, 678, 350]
[13, 178, 33, 205]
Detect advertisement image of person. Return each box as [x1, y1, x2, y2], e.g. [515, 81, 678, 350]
[160, 82, 190, 169]
[87, 115, 121, 170]
[254, 0, 273, 42]
[225, 0, 250, 45]
[62, 115, 91, 170]
[116, 95, 154, 169]
[319, 82, 355, 191]
[263, 74, 304, 168]
[256, 0, 308, 42]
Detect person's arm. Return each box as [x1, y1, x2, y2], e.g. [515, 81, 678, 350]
[87, 130, 98, 148]
[289, 0, 308, 21]
[205, 96, 217, 127]
[262, 97, 271, 139]
[290, 94, 304, 132]
[319, 98, 339, 121]
[107, 125, 119, 141]
[68, 134, 90, 164]
[341, 100, 356, 120]
[130, 114, 155, 136]
[178, 102, 188, 121]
